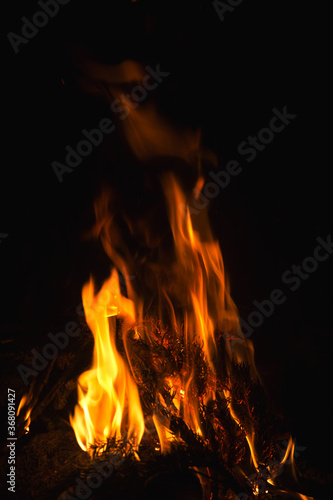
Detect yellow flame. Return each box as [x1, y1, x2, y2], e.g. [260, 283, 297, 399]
[245, 432, 259, 471]
[152, 413, 176, 454]
[70, 270, 144, 454]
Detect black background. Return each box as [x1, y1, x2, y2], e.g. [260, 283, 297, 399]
[1, 0, 331, 489]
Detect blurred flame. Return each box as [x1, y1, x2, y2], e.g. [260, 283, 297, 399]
[70, 270, 144, 454]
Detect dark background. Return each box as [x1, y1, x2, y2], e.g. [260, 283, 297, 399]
[1, 0, 331, 489]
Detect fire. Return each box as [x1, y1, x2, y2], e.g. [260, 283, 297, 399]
[67, 57, 311, 498]
[70, 167, 252, 455]
[152, 412, 176, 454]
[70, 270, 144, 454]
[69, 58, 256, 457]
[17, 394, 32, 434]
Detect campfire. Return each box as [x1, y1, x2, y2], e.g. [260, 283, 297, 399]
[10, 56, 318, 499]
[2, 2, 328, 498]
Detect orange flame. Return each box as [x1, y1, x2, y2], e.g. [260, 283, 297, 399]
[17, 394, 32, 434]
[152, 412, 176, 454]
[279, 436, 298, 481]
[70, 270, 144, 454]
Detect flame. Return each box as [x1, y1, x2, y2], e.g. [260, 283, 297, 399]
[70, 270, 144, 454]
[245, 432, 259, 471]
[279, 436, 298, 481]
[159, 173, 242, 439]
[280, 436, 293, 466]
[152, 412, 176, 454]
[17, 394, 32, 434]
